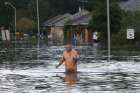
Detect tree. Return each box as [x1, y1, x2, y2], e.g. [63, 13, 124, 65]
[0, 0, 10, 26]
[111, 11, 140, 47]
[121, 11, 140, 45]
[37, 0, 79, 23]
[17, 17, 36, 33]
[0, 0, 31, 28]
[89, 0, 122, 43]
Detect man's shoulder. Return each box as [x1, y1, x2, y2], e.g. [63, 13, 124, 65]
[72, 49, 77, 52]
[63, 49, 78, 54]
[72, 49, 78, 54]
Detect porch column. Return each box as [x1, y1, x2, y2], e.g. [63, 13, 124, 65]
[85, 27, 88, 44]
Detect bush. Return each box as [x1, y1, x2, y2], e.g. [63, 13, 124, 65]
[17, 17, 36, 33]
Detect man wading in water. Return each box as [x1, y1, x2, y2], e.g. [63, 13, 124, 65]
[56, 44, 79, 73]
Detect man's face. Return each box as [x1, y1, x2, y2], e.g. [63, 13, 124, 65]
[65, 44, 72, 52]
[0, 26, 4, 30]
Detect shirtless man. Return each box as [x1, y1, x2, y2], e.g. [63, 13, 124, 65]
[56, 44, 79, 73]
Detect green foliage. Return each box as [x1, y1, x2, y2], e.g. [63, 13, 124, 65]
[89, 0, 107, 32]
[0, 0, 79, 28]
[121, 11, 140, 45]
[110, 10, 140, 48]
[0, 0, 9, 26]
[37, 0, 79, 23]
[89, 0, 122, 43]
[17, 18, 36, 33]
[111, 30, 127, 46]
[0, 0, 31, 28]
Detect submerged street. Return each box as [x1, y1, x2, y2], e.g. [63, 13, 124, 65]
[0, 46, 140, 93]
[0, 0, 140, 93]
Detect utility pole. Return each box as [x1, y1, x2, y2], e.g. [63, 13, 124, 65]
[36, 0, 40, 59]
[107, 0, 111, 62]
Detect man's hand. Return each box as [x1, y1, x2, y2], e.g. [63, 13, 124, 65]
[56, 58, 64, 69]
[73, 56, 78, 62]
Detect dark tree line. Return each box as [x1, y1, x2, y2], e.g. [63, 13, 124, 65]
[88, 0, 122, 43]
[0, 0, 124, 36]
[0, 0, 80, 26]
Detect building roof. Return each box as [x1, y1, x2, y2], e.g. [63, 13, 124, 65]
[43, 10, 92, 27]
[43, 13, 72, 27]
[68, 13, 92, 26]
[72, 10, 89, 19]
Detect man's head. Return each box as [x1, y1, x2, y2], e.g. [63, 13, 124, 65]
[65, 44, 72, 52]
[0, 26, 4, 30]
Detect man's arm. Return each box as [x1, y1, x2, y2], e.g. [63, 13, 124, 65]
[73, 51, 79, 62]
[56, 57, 65, 69]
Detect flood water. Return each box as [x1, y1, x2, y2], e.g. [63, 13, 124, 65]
[0, 45, 140, 93]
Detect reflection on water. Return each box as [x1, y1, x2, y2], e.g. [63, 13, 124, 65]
[64, 73, 77, 86]
[0, 46, 140, 93]
[57, 72, 78, 87]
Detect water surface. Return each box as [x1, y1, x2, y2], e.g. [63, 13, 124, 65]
[0, 46, 140, 93]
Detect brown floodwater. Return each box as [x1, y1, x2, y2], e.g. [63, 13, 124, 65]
[0, 46, 140, 93]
